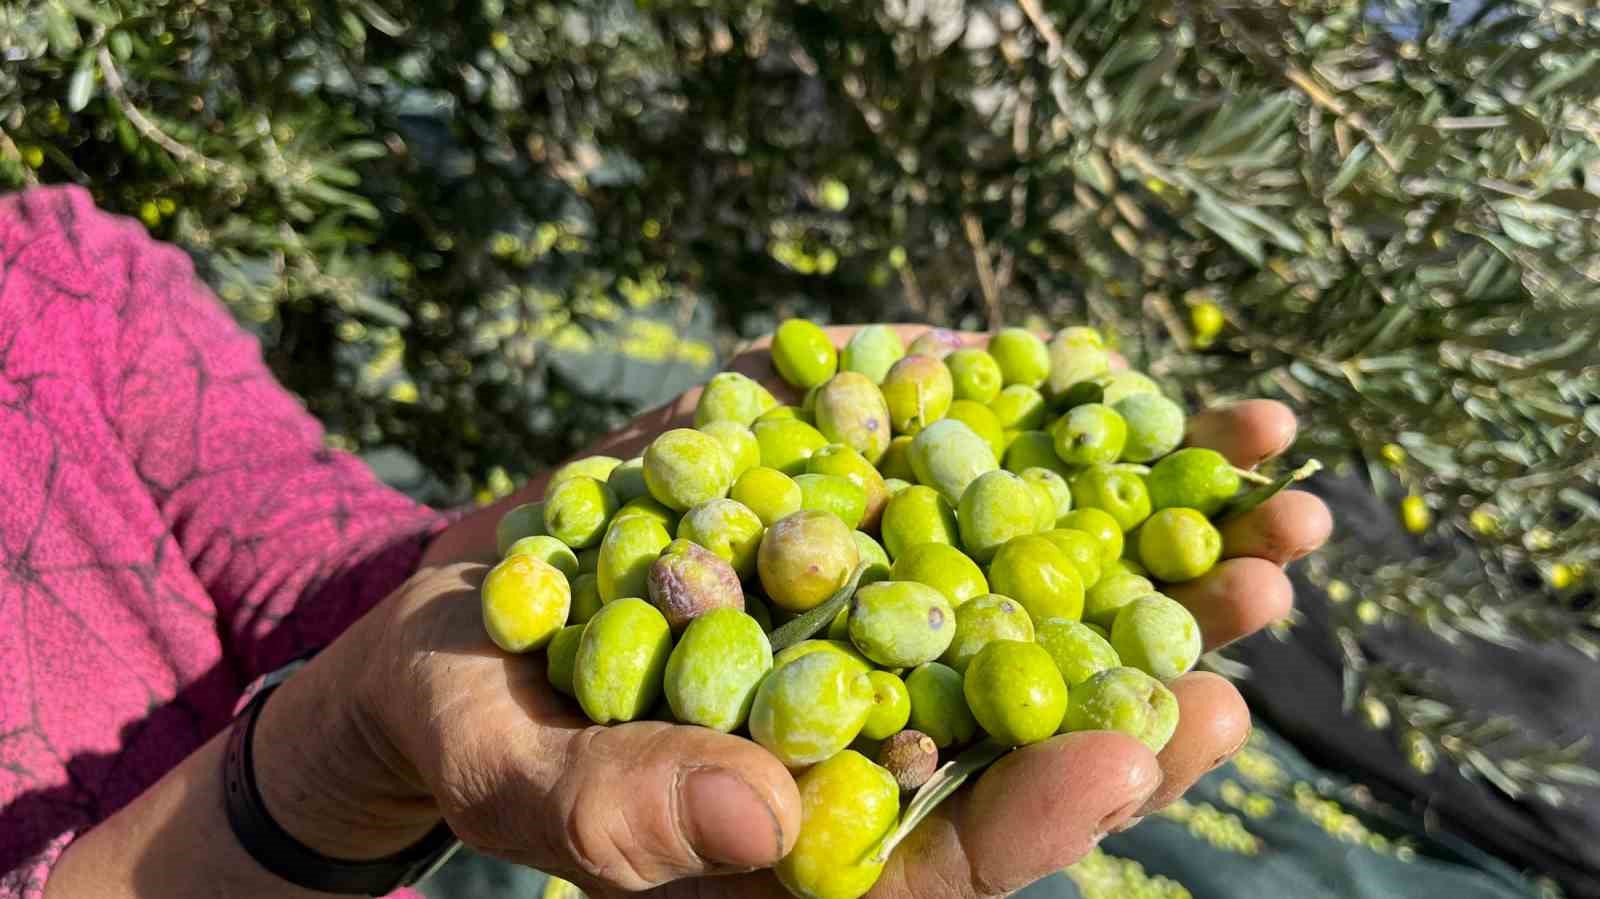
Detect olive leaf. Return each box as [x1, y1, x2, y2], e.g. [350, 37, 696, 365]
[869, 739, 1009, 864]
[1218, 459, 1324, 522]
[767, 562, 869, 653]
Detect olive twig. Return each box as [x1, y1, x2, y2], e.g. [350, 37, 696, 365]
[868, 739, 1009, 864]
[1231, 466, 1275, 486]
[1219, 459, 1324, 522]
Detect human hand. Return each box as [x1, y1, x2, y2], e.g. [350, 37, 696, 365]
[324, 324, 1330, 898]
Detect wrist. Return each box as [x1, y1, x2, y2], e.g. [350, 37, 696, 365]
[251, 638, 440, 860]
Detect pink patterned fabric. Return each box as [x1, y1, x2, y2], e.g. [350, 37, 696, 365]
[0, 186, 448, 897]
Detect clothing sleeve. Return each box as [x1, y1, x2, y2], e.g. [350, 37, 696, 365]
[29, 185, 451, 680]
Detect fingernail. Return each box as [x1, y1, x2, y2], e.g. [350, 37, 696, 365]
[1095, 798, 1146, 838]
[1210, 728, 1253, 773]
[680, 767, 784, 868]
[1109, 815, 1145, 834]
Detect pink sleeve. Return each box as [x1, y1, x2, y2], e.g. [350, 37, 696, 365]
[0, 186, 453, 896]
[97, 196, 451, 678]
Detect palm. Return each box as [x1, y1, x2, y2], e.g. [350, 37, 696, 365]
[403, 324, 1331, 898]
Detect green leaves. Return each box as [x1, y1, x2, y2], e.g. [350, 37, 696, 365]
[9, 0, 1600, 812]
[1191, 192, 1303, 266]
[1189, 94, 1297, 168]
[768, 563, 870, 653]
[1220, 460, 1324, 522]
[1525, 49, 1600, 103]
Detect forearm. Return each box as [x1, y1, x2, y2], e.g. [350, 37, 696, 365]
[44, 733, 343, 899]
[45, 618, 438, 899]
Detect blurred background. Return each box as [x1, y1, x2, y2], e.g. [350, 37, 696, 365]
[3, 0, 1598, 896]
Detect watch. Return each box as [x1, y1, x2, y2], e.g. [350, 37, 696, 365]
[223, 651, 462, 895]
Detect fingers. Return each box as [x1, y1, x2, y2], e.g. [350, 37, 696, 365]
[517, 722, 801, 892]
[633, 871, 794, 899]
[438, 715, 801, 893]
[1185, 399, 1297, 468]
[648, 732, 1162, 899]
[959, 732, 1160, 894]
[1168, 557, 1295, 651]
[1218, 489, 1333, 564]
[868, 731, 1160, 898]
[1137, 672, 1251, 815]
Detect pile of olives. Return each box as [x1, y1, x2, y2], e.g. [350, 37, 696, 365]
[484, 322, 1241, 899]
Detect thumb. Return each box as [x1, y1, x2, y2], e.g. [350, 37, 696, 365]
[534, 721, 801, 892]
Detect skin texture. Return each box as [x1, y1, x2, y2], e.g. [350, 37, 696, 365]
[695, 371, 781, 427]
[550, 455, 625, 490]
[1146, 447, 1241, 517]
[988, 534, 1086, 623]
[796, 473, 869, 531]
[1035, 618, 1121, 688]
[904, 662, 978, 749]
[853, 531, 893, 585]
[753, 417, 831, 475]
[574, 598, 674, 725]
[945, 399, 1008, 461]
[643, 428, 736, 512]
[543, 475, 619, 549]
[1064, 667, 1180, 753]
[53, 324, 1328, 899]
[607, 456, 651, 505]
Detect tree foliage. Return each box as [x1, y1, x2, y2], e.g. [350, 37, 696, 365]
[4, 0, 1598, 807]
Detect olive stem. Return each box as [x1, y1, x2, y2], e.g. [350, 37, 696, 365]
[868, 739, 1009, 864]
[1219, 459, 1325, 522]
[1233, 466, 1275, 485]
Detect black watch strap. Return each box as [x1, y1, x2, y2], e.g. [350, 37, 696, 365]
[223, 663, 461, 896]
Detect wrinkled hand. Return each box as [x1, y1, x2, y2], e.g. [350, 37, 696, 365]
[359, 324, 1330, 899]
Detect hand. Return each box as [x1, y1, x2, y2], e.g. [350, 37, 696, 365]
[319, 324, 1331, 898]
